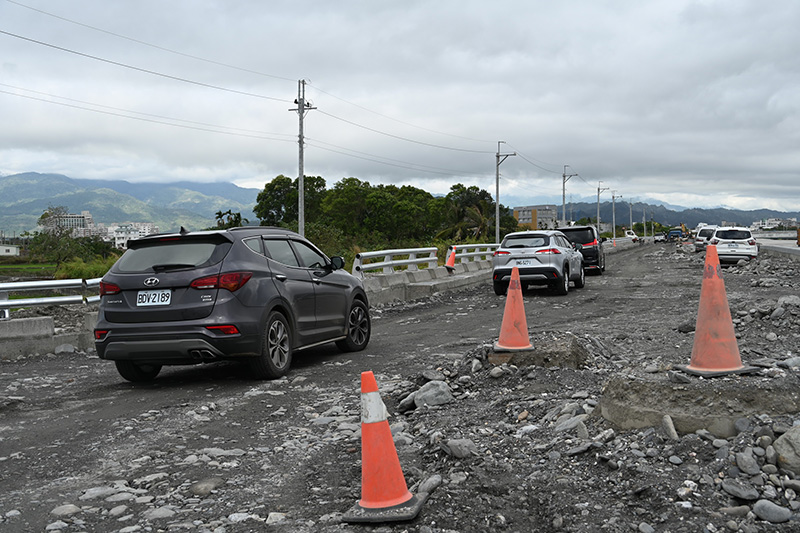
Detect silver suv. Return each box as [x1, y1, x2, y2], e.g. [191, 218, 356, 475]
[491, 230, 585, 296]
[95, 227, 370, 382]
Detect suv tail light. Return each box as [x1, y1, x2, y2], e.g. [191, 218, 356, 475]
[584, 239, 598, 247]
[535, 248, 562, 255]
[747, 239, 756, 245]
[710, 239, 719, 245]
[99, 281, 121, 296]
[191, 272, 253, 292]
[493, 250, 510, 257]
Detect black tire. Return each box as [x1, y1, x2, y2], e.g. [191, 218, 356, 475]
[249, 311, 292, 379]
[336, 299, 371, 352]
[554, 266, 569, 295]
[115, 361, 161, 382]
[574, 265, 585, 288]
[493, 280, 508, 296]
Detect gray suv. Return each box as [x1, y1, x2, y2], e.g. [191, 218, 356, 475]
[492, 230, 585, 296]
[95, 227, 370, 382]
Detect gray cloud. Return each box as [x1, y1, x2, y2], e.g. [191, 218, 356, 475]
[1, 0, 798, 211]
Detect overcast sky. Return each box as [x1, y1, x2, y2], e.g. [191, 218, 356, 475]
[1, 0, 799, 212]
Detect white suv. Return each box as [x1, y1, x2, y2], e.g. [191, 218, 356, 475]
[709, 227, 758, 263]
[694, 225, 717, 252]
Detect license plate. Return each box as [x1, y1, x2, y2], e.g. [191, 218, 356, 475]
[727, 243, 739, 248]
[515, 259, 533, 266]
[137, 289, 172, 306]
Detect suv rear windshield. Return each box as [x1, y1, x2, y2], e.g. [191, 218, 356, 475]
[559, 228, 595, 244]
[503, 235, 549, 248]
[715, 230, 752, 240]
[698, 228, 715, 238]
[115, 239, 231, 273]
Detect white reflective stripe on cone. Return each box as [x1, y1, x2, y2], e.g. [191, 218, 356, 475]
[361, 391, 388, 424]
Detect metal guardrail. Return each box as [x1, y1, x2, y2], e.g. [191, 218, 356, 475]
[351, 244, 500, 279]
[352, 248, 438, 279]
[0, 277, 102, 319]
[447, 244, 499, 264]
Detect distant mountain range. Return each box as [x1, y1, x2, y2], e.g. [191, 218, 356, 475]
[0, 172, 261, 236]
[0, 172, 796, 237]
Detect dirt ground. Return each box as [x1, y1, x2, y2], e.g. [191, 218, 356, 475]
[2, 242, 800, 533]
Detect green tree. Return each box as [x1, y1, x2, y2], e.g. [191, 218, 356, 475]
[321, 177, 372, 233]
[26, 205, 83, 267]
[254, 175, 327, 226]
[214, 210, 249, 229]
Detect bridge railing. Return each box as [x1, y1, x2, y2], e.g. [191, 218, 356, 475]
[446, 244, 499, 264]
[0, 277, 102, 320]
[351, 248, 438, 279]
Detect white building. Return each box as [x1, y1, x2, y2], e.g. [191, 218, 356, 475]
[0, 244, 20, 256]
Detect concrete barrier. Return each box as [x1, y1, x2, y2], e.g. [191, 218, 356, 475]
[0, 314, 96, 361]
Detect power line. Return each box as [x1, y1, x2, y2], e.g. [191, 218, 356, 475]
[503, 143, 560, 174]
[4, 0, 297, 83]
[306, 142, 485, 177]
[307, 82, 496, 144]
[0, 29, 291, 103]
[0, 83, 295, 138]
[315, 109, 494, 154]
[306, 137, 486, 177]
[0, 88, 295, 143]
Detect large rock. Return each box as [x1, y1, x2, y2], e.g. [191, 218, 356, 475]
[774, 425, 800, 475]
[414, 380, 454, 408]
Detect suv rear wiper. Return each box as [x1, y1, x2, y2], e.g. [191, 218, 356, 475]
[151, 263, 195, 272]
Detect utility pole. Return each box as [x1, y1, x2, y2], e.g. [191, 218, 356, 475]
[562, 165, 578, 227]
[629, 201, 633, 232]
[597, 181, 609, 234]
[612, 191, 621, 245]
[495, 141, 516, 243]
[290, 79, 316, 236]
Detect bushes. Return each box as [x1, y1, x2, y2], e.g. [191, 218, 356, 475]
[55, 256, 119, 280]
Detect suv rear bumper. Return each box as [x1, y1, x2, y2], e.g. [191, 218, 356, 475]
[96, 326, 261, 365]
[493, 266, 563, 285]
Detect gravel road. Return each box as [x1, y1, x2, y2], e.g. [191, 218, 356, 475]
[2, 243, 800, 532]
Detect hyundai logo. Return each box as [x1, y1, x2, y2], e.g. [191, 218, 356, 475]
[143, 277, 160, 287]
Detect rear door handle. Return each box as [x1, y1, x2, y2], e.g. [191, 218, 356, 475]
[275, 274, 287, 282]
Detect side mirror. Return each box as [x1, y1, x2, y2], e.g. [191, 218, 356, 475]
[330, 256, 345, 270]
[600, 237, 607, 243]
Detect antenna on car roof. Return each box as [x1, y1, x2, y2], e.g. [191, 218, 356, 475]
[179, 226, 189, 235]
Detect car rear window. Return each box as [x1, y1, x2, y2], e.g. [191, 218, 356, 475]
[503, 235, 549, 248]
[698, 229, 715, 238]
[114, 240, 230, 273]
[715, 230, 751, 240]
[559, 229, 594, 244]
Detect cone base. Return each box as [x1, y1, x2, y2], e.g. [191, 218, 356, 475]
[343, 492, 428, 523]
[676, 364, 759, 378]
[493, 341, 533, 352]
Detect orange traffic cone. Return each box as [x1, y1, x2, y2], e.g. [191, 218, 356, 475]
[445, 245, 457, 273]
[677, 245, 756, 377]
[493, 267, 533, 351]
[343, 371, 427, 523]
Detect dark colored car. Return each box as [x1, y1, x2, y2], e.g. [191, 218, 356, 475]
[95, 227, 370, 382]
[557, 225, 606, 274]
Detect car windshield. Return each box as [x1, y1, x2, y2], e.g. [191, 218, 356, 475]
[115, 240, 230, 273]
[503, 235, 548, 248]
[715, 230, 751, 240]
[560, 229, 594, 243]
[699, 229, 715, 238]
